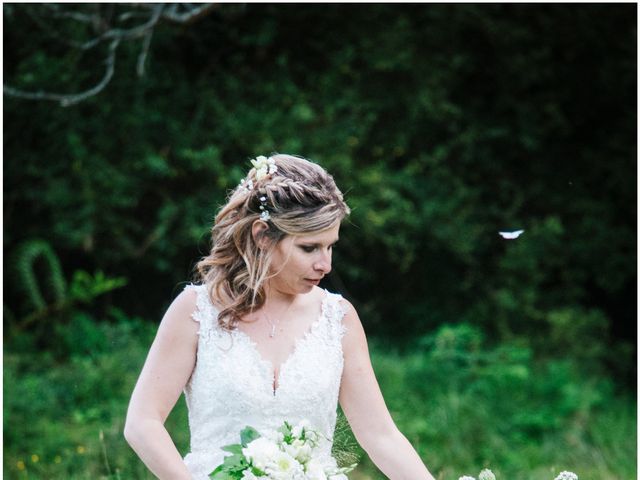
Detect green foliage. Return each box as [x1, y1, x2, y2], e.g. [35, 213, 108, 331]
[3, 5, 634, 479]
[8, 240, 127, 320]
[68, 271, 128, 304]
[10, 239, 67, 313]
[3, 312, 163, 479]
[364, 323, 635, 479]
[210, 426, 258, 480]
[4, 319, 634, 479]
[239, 427, 261, 448]
[4, 4, 634, 385]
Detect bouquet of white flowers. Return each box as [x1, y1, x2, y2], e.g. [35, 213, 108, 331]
[459, 468, 578, 480]
[210, 420, 357, 480]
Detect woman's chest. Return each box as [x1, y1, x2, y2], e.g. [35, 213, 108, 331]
[191, 322, 344, 403]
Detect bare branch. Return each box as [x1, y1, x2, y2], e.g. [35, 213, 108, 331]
[79, 4, 164, 50]
[4, 3, 218, 105]
[4, 39, 120, 107]
[117, 10, 151, 22]
[44, 7, 98, 25]
[161, 3, 218, 24]
[137, 28, 153, 77]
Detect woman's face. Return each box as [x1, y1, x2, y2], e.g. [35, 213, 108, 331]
[268, 222, 340, 295]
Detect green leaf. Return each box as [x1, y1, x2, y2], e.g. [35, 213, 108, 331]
[209, 469, 241, 480]
[221, 444, 243, 455]
[240, 426, 261, 447]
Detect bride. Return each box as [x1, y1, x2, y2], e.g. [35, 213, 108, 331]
[124, 154, 436, 480]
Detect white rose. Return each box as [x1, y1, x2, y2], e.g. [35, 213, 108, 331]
[264, 450, 305, 480]
[242, 437, 280, 470]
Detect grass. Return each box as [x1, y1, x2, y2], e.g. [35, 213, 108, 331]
[3, 314, 636, 479]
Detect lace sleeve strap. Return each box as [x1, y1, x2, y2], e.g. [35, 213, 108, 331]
[183, 283, 219, 339]
[323, 291, 348, 340]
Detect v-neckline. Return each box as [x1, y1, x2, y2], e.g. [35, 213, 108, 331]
[232, 290, 330, 397]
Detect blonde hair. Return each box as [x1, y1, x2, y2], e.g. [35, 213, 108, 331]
[195, 154, 350, 329]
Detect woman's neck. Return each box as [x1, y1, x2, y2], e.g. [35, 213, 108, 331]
[263, 283, 298, 309]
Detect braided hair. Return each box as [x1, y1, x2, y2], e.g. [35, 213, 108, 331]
[195, 154, 350, 329]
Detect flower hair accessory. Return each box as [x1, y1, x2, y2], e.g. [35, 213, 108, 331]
[258, 195, 271, 221]
[251, 155, 278, 181]
[237, 155, 277, 220]
[237, 178, 254, 194]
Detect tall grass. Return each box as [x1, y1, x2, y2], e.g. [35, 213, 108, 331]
[3, 315, 635, 479]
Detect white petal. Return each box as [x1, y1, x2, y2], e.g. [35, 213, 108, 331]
[498, 229, 524, 239]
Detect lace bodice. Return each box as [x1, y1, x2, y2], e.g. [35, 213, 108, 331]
[182, 284, 348, 479]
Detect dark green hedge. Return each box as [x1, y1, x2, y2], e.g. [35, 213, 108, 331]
[4, 4, 636, 385]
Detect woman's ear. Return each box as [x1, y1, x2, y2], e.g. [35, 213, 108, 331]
[251, 220, 270, 249]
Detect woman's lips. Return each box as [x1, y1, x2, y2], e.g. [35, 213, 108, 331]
[305, 278, 321, 285]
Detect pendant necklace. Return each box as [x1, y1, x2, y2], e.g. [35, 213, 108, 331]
[263, 298, 295, 338]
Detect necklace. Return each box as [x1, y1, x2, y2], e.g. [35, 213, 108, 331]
[265, 313, 278, 338]
[263, 297, 295, 338]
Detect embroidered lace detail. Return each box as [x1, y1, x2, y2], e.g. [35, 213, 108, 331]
[182, 283, 348, 480]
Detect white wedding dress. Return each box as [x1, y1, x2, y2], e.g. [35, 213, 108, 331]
[182, 284, 349, 479]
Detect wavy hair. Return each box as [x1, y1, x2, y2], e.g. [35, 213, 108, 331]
[195, 154, 350, 329]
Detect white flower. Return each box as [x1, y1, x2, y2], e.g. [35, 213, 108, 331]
[264, 450, 304, 479]
[479, 469, 496, 480]
[283, 438, 313, 464]
[238, 178, 254, 193]
[459, 476, 476, 480]
[242, 437, 280, 471]
[214, 421, 355, 480]
[241, 470, 264, 480]
[554, 472, 578, 480]
[251, 155, 278, 181]
[305, 458, 329, 480]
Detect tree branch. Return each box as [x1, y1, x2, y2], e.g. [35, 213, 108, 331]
[79, 4, 164, 51]
[161, 3, 219, 24]
[41, 4, 99, 24]
[4, 3, 218, 105]
[137, 28, 153, 77]
[4, 38, 120, 107]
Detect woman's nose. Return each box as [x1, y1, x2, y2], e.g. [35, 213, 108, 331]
[313, 252, 332, 274]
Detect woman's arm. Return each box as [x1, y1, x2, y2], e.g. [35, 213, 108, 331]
[338, 299, 436, 480]
[124, 288, 199, 480]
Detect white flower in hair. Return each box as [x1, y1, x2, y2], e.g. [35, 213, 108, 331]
[238, 178, 254, 194]
[251, 155, 278, 181]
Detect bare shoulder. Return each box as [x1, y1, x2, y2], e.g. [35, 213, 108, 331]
[167, 286, 199, 317]
[157, 286, 200, 341]
[335, 296, 359, 324]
